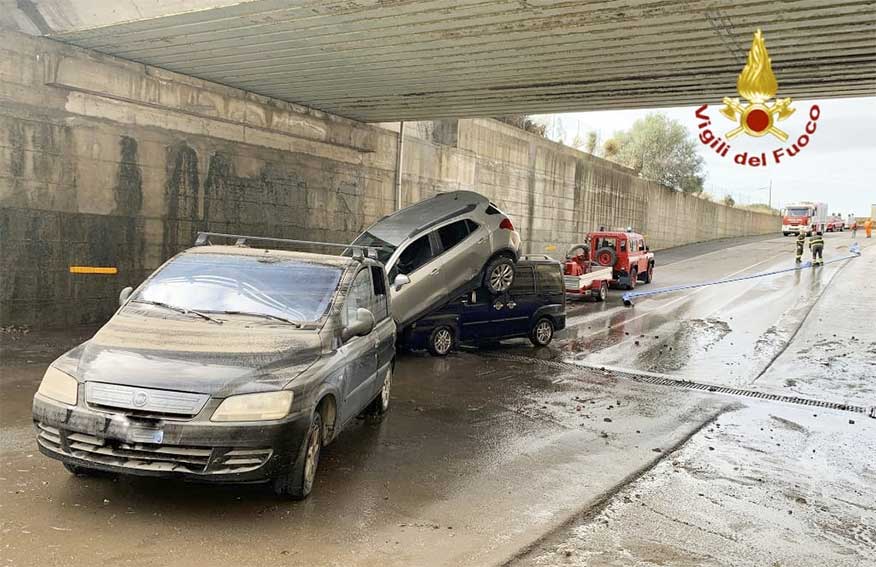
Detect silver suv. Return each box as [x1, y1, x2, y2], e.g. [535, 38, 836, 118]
[33, 233, 395, 500]
[351, 191, 521, 327]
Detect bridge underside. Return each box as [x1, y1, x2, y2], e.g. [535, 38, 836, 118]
[8, 0, 876, 122]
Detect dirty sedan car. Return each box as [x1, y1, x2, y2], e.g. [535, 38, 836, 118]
[32, 233, 395, 499]
[351, 191, 522, 328]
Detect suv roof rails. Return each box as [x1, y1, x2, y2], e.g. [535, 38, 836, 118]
[193, 232, 379, 261]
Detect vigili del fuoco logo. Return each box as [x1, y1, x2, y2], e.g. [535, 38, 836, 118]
[694, 29, 820, 167]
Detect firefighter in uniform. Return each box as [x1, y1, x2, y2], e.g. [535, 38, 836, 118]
[794, 231, 806, 263]
[809, 231, 825, 266]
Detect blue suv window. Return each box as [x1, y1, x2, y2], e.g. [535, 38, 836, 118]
[510, 266, 535, 294]
[536, 264, 563, 293]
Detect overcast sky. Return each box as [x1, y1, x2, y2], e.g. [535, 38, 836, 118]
[533, 97, 876, 217]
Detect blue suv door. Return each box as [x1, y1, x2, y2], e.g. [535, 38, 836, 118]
[457, 289, 503, 341]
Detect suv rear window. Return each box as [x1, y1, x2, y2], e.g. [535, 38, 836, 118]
[536, 264, 563, 293]
[510, 266, 535, 294]
[485, 204, 501, 215]
[437, 220, 470, 251]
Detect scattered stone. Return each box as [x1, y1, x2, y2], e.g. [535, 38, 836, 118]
[603, 417, 612, 423]
[634, 341, 640, 346]
[708, 446, 715, 451]
[849, 419, 855, 425]
[652, 448, 662, 453]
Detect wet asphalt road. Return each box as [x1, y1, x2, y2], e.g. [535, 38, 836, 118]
[1, 233, 873, 566]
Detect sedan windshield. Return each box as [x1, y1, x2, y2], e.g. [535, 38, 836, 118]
[132, 254, 343, 323]
[349, 231, 396, 264]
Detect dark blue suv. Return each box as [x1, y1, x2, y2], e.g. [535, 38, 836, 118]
[403, 257, 566, 355]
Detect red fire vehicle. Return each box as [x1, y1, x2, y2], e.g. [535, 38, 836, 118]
[588, 229, 655, 290]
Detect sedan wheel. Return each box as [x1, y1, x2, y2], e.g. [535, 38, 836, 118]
[530, 317, 555, 347]
[428, 326, 454, 356]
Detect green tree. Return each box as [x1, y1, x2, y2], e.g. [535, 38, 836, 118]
[585, 130, 599, 155]
[610, 113, 705, 193]
[603, 138, 620, 159]
[722, 195, 736, 207]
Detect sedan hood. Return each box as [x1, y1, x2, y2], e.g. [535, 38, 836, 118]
[72, 310, 324, 397]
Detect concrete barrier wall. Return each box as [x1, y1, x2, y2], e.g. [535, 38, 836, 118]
[0, 32, 779, 328]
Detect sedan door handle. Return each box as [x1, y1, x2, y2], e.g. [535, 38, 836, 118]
[477, 237, 487, 244]
[431, 267, 440, 275]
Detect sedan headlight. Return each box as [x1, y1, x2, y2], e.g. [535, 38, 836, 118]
[37, 367, 78, 405]
[211, 391, 293, 422]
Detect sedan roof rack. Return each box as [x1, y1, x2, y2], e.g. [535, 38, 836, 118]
[193, 232, 379, 261]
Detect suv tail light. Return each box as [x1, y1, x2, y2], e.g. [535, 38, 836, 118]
[499, 218, 514, 231]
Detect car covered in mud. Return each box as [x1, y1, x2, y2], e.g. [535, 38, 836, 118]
[404, 257, 566, 355]
[32, 233, 395, 499]
[351, 191, 522, 328]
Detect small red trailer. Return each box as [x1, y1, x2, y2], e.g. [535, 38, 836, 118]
[563, 243, 613, 301]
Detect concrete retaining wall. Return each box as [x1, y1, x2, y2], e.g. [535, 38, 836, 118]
[0, 31, 779, 328]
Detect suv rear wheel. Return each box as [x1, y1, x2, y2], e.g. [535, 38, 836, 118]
[530, 317, 555, 347]
[273, 412, 322, 500]
[428, 326, 454, 356]
[484, 256, 515, 294]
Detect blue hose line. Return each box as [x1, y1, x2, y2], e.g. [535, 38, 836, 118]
[622, 243, 862, 306]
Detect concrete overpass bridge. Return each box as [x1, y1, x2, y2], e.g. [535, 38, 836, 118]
[5, 0, 876, 122]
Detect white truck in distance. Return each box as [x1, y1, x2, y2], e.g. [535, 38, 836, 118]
[782, 202, 828, 236]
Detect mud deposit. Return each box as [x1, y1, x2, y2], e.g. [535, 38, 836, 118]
[514, 404, 876, 567]
[634, 318, 731, 373]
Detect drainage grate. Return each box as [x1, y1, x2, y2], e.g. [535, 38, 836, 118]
[480, 352, 875, 417]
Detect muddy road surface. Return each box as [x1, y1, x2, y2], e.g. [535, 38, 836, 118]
[1, 233, 873, 566]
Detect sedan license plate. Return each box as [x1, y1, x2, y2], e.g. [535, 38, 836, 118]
[129, 427, 164, 444]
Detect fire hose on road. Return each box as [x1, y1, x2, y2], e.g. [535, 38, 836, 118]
[622, 243, 862, 307]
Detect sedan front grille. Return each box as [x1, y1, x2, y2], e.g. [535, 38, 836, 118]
[36, 422, 271, 474]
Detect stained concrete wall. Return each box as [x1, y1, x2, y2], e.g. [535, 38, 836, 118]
[0, 31, 778, 329]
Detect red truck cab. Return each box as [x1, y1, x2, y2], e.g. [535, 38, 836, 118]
[588, 230, 655, 290]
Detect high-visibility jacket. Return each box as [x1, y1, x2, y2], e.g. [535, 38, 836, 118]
[809, 235, 824, 248]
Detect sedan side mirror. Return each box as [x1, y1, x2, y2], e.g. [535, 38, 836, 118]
[393, 274, 411, 291]
[342, 308, 375, 341]
[119, 286, 133, 306]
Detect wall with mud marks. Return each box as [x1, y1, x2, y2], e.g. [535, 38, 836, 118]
[0, 31, 779, 329]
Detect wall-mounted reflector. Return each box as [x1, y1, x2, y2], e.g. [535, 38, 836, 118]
[69, 266, 118, 275]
